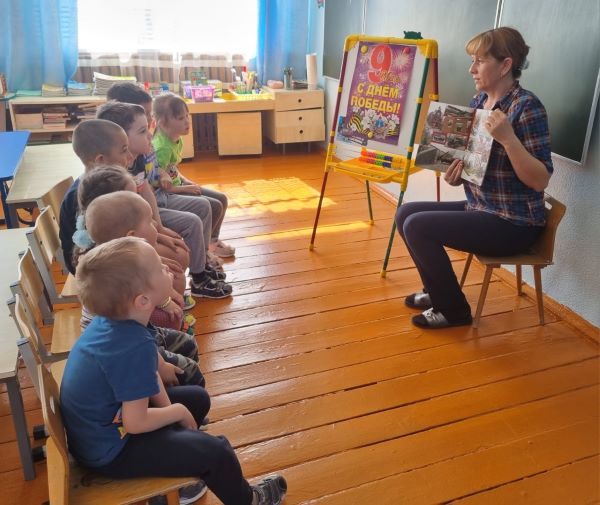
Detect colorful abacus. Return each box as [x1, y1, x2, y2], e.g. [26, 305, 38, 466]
[359, 148, 404, 169]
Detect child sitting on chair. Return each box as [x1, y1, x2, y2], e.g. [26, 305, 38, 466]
[97, 100, 232, 299]
[152, 92, 236, 260]
[60, 119, 190, 277]
[74, 168, 203, 387]
[106, 81, 227, 272]
[60, 236, 288, 505]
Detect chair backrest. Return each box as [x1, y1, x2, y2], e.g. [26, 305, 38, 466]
[11, 248, 54, 329]
[26, 206, 65, 303]
[13, 293, 45, 366]
[38, 363, 70, 505]
[531, 194, 566, 263]
[39, 177, 74, 227]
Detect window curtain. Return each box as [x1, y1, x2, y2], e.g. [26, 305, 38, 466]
[71, 52, 247, 86]
[255, 0, 310, 84]
[0, 0, 78, 91]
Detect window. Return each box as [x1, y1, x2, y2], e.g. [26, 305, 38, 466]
[77, 0, 258, 58]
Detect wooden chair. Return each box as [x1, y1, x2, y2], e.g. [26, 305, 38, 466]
[26, 206, 79, 306]
[11, 248, 81, 360]
[38, 176, 74, 229]
[38, 176, 74, 274]
[38, 364, 195, 505]
[460, 195, 566, 329]
[10, 294, 67, 399]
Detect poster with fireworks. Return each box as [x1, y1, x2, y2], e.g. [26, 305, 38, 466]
[337, 42, 416, 147]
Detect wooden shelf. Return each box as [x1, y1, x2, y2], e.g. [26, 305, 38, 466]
[9, 95, 105, 106]
[9, 96, 106, 144]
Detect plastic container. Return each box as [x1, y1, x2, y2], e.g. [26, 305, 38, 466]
[228, 89, 272, 101]
[190, 85, 214, 103]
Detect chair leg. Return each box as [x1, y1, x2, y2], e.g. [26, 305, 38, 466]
[533, 265, 545, 325]
[516, 265, 523, 295]
[473, 266, 494, 329]
[460, 253, 473, 288]
[166, 490, 180, 505]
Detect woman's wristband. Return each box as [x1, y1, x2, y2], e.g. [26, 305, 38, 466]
[157, 296, 172, 310]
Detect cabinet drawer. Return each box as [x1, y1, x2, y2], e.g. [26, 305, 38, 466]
[271, 123, 325, 144]
[274, 90, 324, 111]
[272, 108, 324, 128]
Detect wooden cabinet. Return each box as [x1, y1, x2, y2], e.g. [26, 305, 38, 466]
[264, 88, 325, 146]
[217, 112, 262, 155]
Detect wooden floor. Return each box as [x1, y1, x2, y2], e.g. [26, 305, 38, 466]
[1, 147, 599, 504]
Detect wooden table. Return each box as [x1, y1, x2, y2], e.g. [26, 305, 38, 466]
[5, 143, 83, 221]
[0, 227, 35, 479]
[0, 131, 30, 228]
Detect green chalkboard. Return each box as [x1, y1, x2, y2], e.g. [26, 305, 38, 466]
[499, 0, 600, 163]
[323, 0, 366, 80]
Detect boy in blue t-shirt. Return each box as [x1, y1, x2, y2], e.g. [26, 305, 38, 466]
[60, 236, 287, 505]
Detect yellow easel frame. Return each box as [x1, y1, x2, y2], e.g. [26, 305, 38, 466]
[309, 34, 439, 276]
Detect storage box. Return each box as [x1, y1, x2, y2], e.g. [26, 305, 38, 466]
[15, 112, 43, 130]
[190, 85, 214, 103]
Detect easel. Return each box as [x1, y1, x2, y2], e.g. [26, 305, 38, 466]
[309, 34, 439, 276]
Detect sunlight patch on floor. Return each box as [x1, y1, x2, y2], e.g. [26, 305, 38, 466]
[245, 221, 372, 241]
[205, 177, 337, 217]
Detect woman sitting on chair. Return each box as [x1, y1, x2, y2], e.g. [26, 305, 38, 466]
[396, 26, 553, 329]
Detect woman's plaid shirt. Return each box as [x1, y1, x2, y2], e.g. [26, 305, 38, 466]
[465, 82, 553, 226]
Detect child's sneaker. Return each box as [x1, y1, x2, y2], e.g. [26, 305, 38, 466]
[252, 475, 287, 505]
[210, 239, 236, 258]
[179, 480, 207, 505]
[180, 313, 196, 335]
[205, 264, 226, 281]
[183, 293, 196, 311]
[206, 251, 224, 271]
[191, 278, 232, 299]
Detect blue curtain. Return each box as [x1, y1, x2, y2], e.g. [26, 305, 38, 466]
[255, 0, 309, 84]
[0, 0, 78, 91]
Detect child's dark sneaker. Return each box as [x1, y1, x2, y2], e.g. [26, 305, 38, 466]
[404, 291, 432, 310]
[412, 308, 472, 329]
[205, 264, 227, 281]
[179, 480, 207, 505]
[191, 278, 232, 299]
[252, 474, 287, 505]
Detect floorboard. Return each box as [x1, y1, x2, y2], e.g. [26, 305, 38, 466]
[1, 149, 598, 505]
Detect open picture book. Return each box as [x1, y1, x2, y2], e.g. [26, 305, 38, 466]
[415, 101, 494, 186]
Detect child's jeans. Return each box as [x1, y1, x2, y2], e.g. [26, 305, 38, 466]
[94, 385, 254, 505]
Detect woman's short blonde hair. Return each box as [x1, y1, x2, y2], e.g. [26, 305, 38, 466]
[76, 236, 152, 320]
[465, 27, 530, 79]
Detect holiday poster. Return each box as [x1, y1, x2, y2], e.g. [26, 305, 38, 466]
[337, 42, 416, 146]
